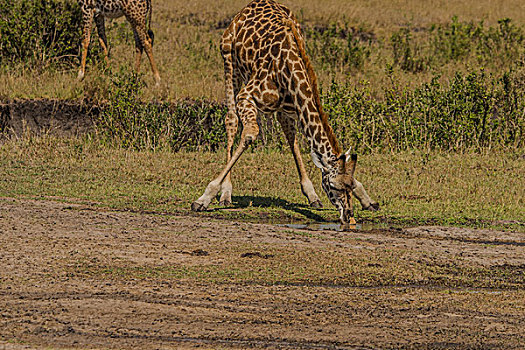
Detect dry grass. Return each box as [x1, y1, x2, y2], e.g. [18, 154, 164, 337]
[1, 0, 525, 101]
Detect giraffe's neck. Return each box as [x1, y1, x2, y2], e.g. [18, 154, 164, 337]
[281, 19, 342, 165]
[284, 56, 341, 164]
[296, 94, 340, 163]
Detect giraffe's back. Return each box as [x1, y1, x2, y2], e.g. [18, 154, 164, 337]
[222, 0, 300, 82]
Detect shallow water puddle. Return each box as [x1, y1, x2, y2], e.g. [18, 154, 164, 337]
[276, 222, 390, 232]
[277, 223, 357, 231]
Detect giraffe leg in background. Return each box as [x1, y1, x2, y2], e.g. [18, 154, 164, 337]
[78, 8, 94, 80]
[95, 15, 110, 64]
[127, 14, 161, 86]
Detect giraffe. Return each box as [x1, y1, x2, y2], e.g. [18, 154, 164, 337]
[77, 0, 161, 86]
[191, 0, 379, 228]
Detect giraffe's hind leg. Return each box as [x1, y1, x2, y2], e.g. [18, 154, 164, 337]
[277, 112, 323, 208]
[218, 40, 240, 207]
[126, 11, 160, 86]
[95, 15, 110, 64]
[192, 84, 259, 212]
[218, 111, 238, 207]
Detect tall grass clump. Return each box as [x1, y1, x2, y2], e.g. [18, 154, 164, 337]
[323, 68, 525, 152]
[95, 68, 227, 151]
[0, 0, 82, 66]
[390, 17, 525, 72]
[305, 22, 373, 74]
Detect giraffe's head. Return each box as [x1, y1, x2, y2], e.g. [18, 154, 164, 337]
[312, 149, 358, 229]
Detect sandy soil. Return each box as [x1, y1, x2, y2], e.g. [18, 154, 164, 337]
[0, 198, 523, 349]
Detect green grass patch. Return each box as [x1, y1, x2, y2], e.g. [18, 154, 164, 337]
[0, 136, 523, 230]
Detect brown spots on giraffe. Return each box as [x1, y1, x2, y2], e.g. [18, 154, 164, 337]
[247, 48, 255, 61]
[271, 43, 281, 58]
[274, 31, 286, 42]
[245, 26, 255, 38]
[299, 82, 310, 97]
[262, 91, 280, 107]
[253, 38, 260, 50]
[288, 51, 299, 62]
[294, 93, 304, 106]
[281, 37, 291, 51]
[314, 129, 322, 143]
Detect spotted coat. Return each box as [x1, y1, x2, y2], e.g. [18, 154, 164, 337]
[77, 0, 160, 85]
[192, 0, 379, 226]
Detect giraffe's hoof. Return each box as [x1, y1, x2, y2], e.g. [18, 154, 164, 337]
[364, 202, 380, 211]
[309, 200, 323, 209]
[219, 200, 232, 207]
[191, 202, 208, 212]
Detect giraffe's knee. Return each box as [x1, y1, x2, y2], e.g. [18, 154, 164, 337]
[243, 123, 259, 144]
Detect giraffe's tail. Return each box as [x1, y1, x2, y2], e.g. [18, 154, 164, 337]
[147, 0, 155, 46]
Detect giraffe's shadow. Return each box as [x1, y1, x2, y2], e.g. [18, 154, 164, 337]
[226, 195, 330, 222]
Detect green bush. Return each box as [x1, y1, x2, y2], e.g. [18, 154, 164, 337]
[391, 27, 429, 73]
[305, 22, 372, 74]
[95, 68, 227, 151]
[0, 0, 82, 65]
[94, 67, 523, 153]
[390, 17, 525, 72]
[323, 69, 524, 152]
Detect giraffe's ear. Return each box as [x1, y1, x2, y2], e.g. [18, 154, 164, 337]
[347, 153, 357, 177]
[344, 147, 353, 163]
[311, 151, 327, 170]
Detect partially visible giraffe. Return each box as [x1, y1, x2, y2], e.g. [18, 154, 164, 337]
[191, 0, 379, 228]
[77, 0, 161, 85]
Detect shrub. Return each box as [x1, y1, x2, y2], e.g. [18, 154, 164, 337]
[391, 27, 429, 73]
[95, 68, 227, 151]
[390, 17, 525, 72]
[0, 0, 82, 65]
[323, 69, 524, 152]
[305, 22, 372, 74]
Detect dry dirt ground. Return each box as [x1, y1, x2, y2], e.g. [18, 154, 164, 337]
[0, 198, 523, 350]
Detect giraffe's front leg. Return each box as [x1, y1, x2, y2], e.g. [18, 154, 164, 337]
[352, 179, 380, 211]
[277, 113, 323, 208]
